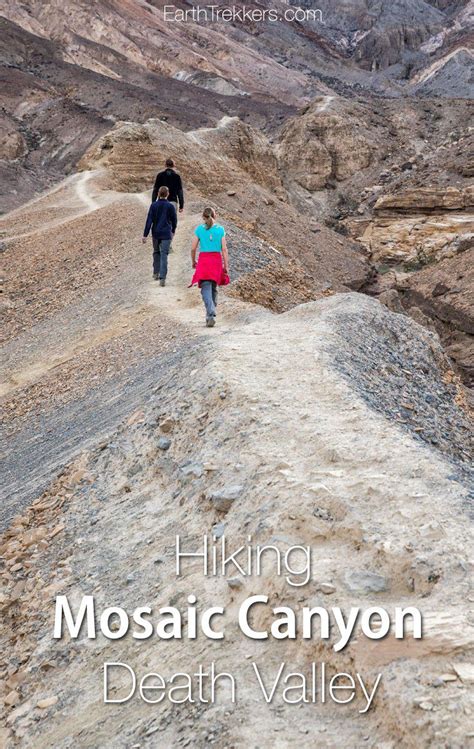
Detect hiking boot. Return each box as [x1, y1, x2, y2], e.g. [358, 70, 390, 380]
[160, 279, 166, 287]
[153, 273, 160, 280]
[206, 316, 215, 328]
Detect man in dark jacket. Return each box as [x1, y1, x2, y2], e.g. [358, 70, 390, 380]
[152, 158, 184, 213]
[142, 186, 177, 286]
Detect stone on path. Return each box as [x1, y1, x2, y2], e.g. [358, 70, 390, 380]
[209, 485, 244, 512]
[344, 570, 389, 593]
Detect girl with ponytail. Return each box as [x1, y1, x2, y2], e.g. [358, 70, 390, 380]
[190, 207, 229, 327]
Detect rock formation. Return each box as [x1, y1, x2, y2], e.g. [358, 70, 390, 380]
[277, 96, 374, 192]
[1, 3, 473, 746]
[355, 186, 474, 264]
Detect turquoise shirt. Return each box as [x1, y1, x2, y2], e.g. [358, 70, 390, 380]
[195, 223, 225, 252]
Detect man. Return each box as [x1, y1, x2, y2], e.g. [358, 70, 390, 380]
[152, 158, 184, 215]
[142, 186, 177, 286]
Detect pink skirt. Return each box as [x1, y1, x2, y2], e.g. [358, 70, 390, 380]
[189, 252, 230, 287]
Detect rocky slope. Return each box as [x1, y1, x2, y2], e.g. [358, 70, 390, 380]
[1, 286, 472, 748]
[1, 5, 473, 746]
[1, 1, 472, 211]
[0, 122, 370, 530]
[1, 134, 472, 748]
[2, 0, 471, 94]
[0, 15, 292, 212]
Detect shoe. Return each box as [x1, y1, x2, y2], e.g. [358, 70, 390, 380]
[153, 273, 159, 280]
[206, 316, 215, 327]
[160, 279, 166, 287]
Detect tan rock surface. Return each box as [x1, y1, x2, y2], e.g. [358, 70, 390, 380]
[374, 186, 474, 213]
[277, 97, 373, 192]
[355, 186, 474, 264]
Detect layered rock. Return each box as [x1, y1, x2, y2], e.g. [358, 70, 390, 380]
[374, 186, 474, 213]
[353, 186, 474, 264]
[187, 116, 282, 191]
[79, 116, 282, 195]
[277, 97, 373, 193]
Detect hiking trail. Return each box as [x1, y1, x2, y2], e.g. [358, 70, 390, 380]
[1, 169, 472, 749]
[1, 175, 245, 526]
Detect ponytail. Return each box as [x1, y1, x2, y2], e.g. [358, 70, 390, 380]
[203, 207, 215, 229]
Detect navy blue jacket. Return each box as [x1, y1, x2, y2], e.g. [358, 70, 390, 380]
[144, 199, 177, 240]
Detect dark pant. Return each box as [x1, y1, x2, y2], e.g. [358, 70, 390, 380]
[201, 281, 218, 318]
[153, 237, 171, 279]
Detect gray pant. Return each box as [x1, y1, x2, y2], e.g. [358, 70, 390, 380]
[201, 281, 218, 318]
[152, 237, 171, 279]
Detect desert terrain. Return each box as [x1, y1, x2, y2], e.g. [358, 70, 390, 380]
[1, 2, 473, 747]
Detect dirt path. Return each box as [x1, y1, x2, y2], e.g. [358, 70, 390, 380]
[2, 170, 255, 529]
[2, 181, 222, 528]
[1, 171, 472, 747]
[1, 205, 232, 401]
[2, 293, 471, 748]
[146, 211, 238, 335]
[75, 170, 100, 211]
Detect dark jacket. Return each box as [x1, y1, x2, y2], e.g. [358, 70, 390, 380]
[152, 168, 184, 208]
[144, 199, 177, 240]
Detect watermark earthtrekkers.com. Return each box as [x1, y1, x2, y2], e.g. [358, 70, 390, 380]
[163, 4, 323, 23]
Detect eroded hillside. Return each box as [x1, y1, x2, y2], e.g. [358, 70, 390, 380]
[1, 4, 473, 746]
[1, 281, 473, 747]
[1, 0, 472, 210]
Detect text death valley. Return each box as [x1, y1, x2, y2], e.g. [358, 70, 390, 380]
[103, 661, 382, 713]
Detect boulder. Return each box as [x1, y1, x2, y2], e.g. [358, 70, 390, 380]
[209, 485, 244, 513]
[379, 289, 405, 314]
[345, 570, 389, 593]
